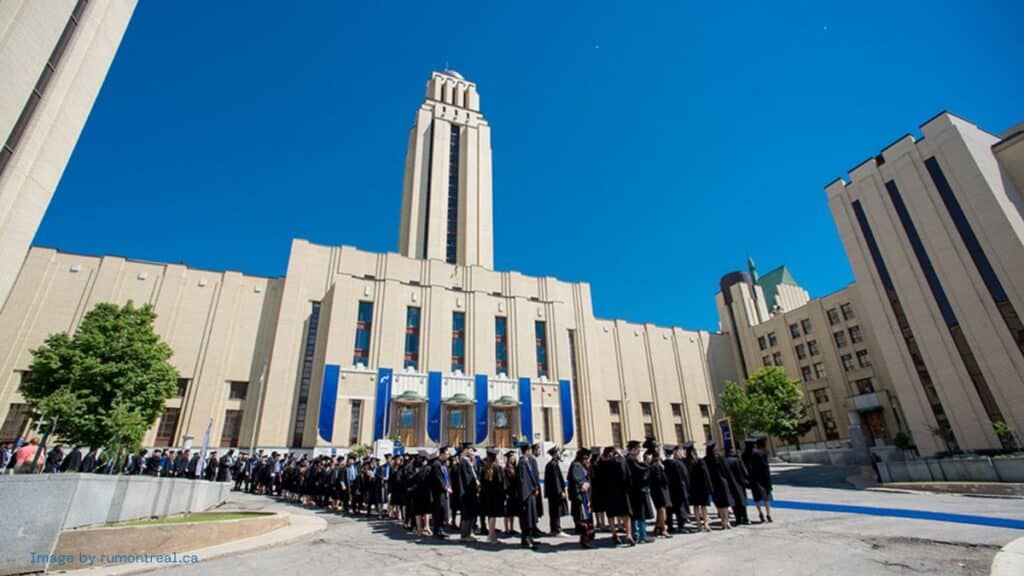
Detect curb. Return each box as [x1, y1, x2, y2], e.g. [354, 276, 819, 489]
[54, 512, 327, 575]
[991, 536, 1024, 576]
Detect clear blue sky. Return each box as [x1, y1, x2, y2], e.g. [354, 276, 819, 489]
[36, 1, 1024, 331]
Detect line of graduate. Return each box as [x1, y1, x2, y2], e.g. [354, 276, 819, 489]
[264, 435, 774, 550]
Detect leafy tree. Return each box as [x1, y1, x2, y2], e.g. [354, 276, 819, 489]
[720, 366, 808, 445]
[20, 302, 179, 454]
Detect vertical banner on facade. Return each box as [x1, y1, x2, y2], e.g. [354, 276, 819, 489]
[427, 371, 442, 443]
[718, 418, 734, 452]
[558, 379, 574, 445]
[475, 374, 488, 444]
[373, 367, 393, 441]
[518, 377, 533, 443]
[318, 364, 340, 443]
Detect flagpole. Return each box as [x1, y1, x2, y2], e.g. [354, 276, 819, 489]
[248, 361, 268, 454]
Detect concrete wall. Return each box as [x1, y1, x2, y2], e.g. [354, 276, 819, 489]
[877, 456, 1024, 483]
[0, 474, 228, 576]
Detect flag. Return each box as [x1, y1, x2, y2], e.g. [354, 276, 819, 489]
[196, 418, 213, 478]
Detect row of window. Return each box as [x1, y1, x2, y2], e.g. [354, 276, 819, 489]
[826, 303, 855, 325]
[833, 325, 863, 348]
[787, 318, 814, 339]
[171, 378, 248, 400]
[610, 401, 710, 419]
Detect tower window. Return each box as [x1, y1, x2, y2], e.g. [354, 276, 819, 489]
[446, 125, 461, 264]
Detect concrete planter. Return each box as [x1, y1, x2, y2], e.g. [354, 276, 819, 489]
[878, 455, 1024, 483]
[994, 457, 1024, 482]
[0, 474, 229, 576]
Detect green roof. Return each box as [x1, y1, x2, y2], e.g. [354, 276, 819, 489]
[756, 265, 799, 310]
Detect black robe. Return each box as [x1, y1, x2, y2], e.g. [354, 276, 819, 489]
[626, 454, 653, 520]
[649, 460, 671, 509]
[743, 448, 773, 502]
[686, 457, 711, 506]
[457, 457, 479, 515]
[704, 453, 734, 509]
[589, 458, 606, 513]
[60, 449, 83, 473]
[663, 457, 690, 510]
[480, 462, 508, 518]
[516, 455, 540, 543]
[598, 454, 631, 517]
[725, 454, 749, 507]
[544, 459, 569, 517]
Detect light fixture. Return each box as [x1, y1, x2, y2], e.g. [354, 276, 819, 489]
[70, 264, 81, 273]
[254, 285, 263, 293]
[363, 286, 370, 297]
[456, 297, 463, 308]
[198, 278, 207, 287]
[498, 302, 505, 313]
[411, 291, 417, 302]
[137, 272, 148, 280]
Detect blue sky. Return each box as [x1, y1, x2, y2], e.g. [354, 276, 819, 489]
[37, 1, 1024, 331]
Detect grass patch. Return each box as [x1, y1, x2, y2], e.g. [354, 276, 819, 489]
[109, 512, 271, 527]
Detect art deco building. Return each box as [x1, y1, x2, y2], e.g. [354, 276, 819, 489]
[0, 0, 137, 310]
[827, 113, 1024, 456]
[0, 71, 737, 452]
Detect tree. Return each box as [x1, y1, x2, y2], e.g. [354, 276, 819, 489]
[720, 366, 808, 446]
[20, 302, 179, 454]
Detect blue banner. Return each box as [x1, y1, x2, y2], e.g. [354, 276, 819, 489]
[519, 377, 533, 443]
[475, 374, 488, 444]
[558, 379, 574, 445]
[373, 367, 393, 441]
[718, 418, 734, 452]
[427, 371, 442, 443]
[317, 364, 340, 443]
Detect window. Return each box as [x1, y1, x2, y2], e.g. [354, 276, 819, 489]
[757, 336, 767, 351]
[833, 330, 847, 348]
[155, 408, 180, 447]
[543, 407, 554, 442]
[926, 156, 1024, 357]
[674, 423, 685, 445]
[349, 400, 363, 446]
[404, 307, 421, 370]
[856, 349, 871, 368]
[353, 301, 373, 366]
[611, 422, 623, 447]
[801, 319, 813, 334]
[807, 340, 820, 356]
[293, 301, 321, 447]
[228, 381, 248, 400]
[762, 355, 771, 367]
[671, 403, 682, 417]
[789, 323, 800, 338]
[699, 404, 710, 418]
[176, 378, 189, 398]
[801, 366, 812, 383]
[821, 410, 839, 440]
[767, 332, 777, 347]
[220, 410, 242, 447]
[795, 344, 806, 360]
[643, 422, 655, 438]
[451, 311, 466, 373]
[535, 321, 549, 378]
[495, 316, 508, 374]
[813, 389, 829, 404]
[856, 378, 875, 394]
[849, 325, 863, 344]
[813, 362, 826, 379]
[841, 354, 854, 372]
[703, 424, 713, 442]
[445, 125, 461, 264]
[608, 401, 621, 416]
[641, 402, 653, 417]
[840, 303, 855, 320]
[827, 308, 840, 325]
[0, 403, 32, 443]
[772, 352, 783, 366]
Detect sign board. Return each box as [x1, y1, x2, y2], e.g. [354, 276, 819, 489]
[718, 418, 735, 452]
[373, 438, 395, 460]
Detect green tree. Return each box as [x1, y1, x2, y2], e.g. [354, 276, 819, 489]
[720, 366, 808, 445]
[20, 302, 179, 454]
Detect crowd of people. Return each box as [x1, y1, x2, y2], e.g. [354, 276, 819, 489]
[1, 435, 775, 551]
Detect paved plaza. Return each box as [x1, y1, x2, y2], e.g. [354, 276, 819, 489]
[152, 464, 1024, 576]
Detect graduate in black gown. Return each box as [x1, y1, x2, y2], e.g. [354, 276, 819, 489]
[456, 446, 480, 541]
[588, 447, 607, 530]
[60, 445, 83, 473]
[516, 444, 541, 549]
[703, 441, 734, 530]
[429, 447, 452, 539]
[744, 438, 774, 523]
[543, 446, 569, 537]
[648, 449, 672, 538]
[625, 440, 652, 543]
[684, 442, 712, 532]
[598, 446, 632, 545]
[724, 445, 750, 525]
[479, 448, 507, 543]
[503, 451, 519, 535]
[567, 449, 595, 548]
[663, 444, 691, 533]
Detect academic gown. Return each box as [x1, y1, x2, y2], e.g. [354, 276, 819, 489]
[598, 454, 631, 517]
[725, 454, 750, 509]
[626, 454, 654, 520]
[589, 459, 607, 514]
[480, 462, 508, 518]
[529, 455, 543, 519]
[649, 460, 671, 509]
[503, 466, 520, 517]
[60, 449, 83, 473]
[704, 453, 734, 509]
[457, 458, 479, 515]
[567, 460, 590, 523]
[80, 452, 98, 473]
[743, 449, 773, 502]
[663, 457, 690, 510]
[544, 459, 569, 517]
[686, 458, 711, 506]
[516, 455, 540, 543]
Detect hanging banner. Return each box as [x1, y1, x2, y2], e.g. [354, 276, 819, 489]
[427, 371, 442, 443]
[317, 364, 340, 442]
[518, 377, 533, 443]
[558, 379, 574, 445]
[475, 374, 488, 444]
[373, 367, 393, 441]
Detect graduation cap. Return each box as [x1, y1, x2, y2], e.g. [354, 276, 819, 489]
[743, 439, 756, 447]
[530, 443, 541, 451]
[589, 447, 602, 458]
[460, 442, 474, 450]
[547, 446, 561, 456]
[520, 444, 532, 454]
[417, 449, 429, 457]
[663, 444, 677, 456]
[505, 450, 518, 459]
[642, 437, 658, 450]
[683, 440, 695, 449]
[705, 440, 717, 449]
[486, 448, 499, 458]
[626, 440, 642, 450]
